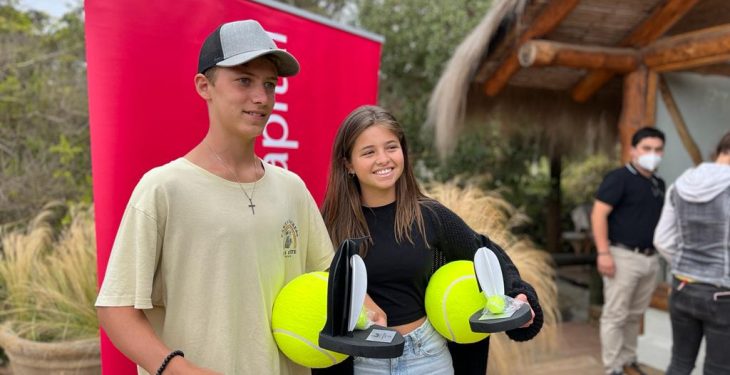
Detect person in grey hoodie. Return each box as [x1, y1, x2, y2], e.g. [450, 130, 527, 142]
[654, 131, 730, 375]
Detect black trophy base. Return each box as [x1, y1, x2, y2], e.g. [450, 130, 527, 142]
[469, 303, 532, 333]
[319, 325, 404, 359]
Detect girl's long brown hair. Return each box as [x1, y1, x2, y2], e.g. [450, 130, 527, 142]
[321, 105, 429, 255]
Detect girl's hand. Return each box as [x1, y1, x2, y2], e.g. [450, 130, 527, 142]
[515, 294, 535, 328]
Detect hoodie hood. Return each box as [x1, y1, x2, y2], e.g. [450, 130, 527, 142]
[674, 162, 730, 202]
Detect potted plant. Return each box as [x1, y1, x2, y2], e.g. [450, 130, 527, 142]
[0, 201, 100, 375]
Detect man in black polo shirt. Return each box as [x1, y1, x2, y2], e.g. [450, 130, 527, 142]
[592, 127, 666, 375]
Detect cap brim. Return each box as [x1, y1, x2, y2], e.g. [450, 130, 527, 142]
[216, 49, 300, 77]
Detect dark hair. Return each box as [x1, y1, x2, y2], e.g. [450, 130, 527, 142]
[321, 105, 428, 255]
[631, 127, 665, 147]
[712, 131, 730, 160]
[201, 56, 277, 86]
[203, 67, 218, 84]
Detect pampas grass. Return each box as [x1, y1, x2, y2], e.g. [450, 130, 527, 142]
[0, 201, 98, 342]
[426, 182, 560, 374]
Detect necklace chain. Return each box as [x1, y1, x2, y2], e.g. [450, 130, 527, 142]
[205, 142, 259, 215]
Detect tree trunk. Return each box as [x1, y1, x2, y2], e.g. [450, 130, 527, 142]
[546, 152, 562, 253]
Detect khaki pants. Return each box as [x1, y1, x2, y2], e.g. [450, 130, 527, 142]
[600, 246, 659, 374]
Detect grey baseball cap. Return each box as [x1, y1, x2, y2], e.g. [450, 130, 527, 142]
[198, 20, 300, 76]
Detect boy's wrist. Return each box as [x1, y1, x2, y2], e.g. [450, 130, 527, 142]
[156, 350, 186, 375]
[162, 356, 187, 375]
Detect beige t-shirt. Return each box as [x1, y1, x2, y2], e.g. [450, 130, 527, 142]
[96, 158, 334, 375]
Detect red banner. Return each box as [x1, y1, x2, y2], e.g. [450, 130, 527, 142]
[85, 0, 382, 372]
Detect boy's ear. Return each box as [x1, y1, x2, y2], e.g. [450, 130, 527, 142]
[194, 73, 212, 100]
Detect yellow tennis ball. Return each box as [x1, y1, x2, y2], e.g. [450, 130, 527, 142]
[272, 272, 348, 368]
[355, 307, 369, 330]
[485, 295, 506, 314]
[425, 261, 490, 344]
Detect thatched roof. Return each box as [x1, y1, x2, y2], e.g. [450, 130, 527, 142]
[428, 0, 730, 158]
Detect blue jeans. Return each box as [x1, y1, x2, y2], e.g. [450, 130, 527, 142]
[353, 319, 453, 375]
[666, 278, 730, 375]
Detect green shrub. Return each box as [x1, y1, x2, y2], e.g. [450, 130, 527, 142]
[561, 153, 616, 209]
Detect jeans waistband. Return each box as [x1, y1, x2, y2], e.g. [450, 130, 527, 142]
[404, 318, 435, 341]
[611, 242, 656, 256]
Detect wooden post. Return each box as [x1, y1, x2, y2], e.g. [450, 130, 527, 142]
[618, 67, 648, 164]
[571, 0, 700, 102]
[483, 0, 580, 96]
[644, 70, 658, 126]
[518, 40, 638, 72]
[658, 76, 703, 165]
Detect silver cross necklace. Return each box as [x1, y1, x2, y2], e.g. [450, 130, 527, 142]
[206, 142, 260, 215]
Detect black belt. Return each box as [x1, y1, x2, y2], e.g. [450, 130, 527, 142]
[611, 242, 656, 256]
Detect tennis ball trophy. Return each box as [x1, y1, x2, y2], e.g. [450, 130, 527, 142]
[318, 238, 405, 358]
[468, 247, 532, 333]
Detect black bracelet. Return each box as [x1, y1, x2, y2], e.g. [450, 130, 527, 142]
[156, 350, 184, 375]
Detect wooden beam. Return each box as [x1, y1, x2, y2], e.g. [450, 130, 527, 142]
[618, 67, 648, 164]
[623, 1, 701, 46]
[571, 69, 615, 103]
[518, 40, 639, 72]
[658, 76, 703, 165]
[571, 0, 700, 102]
[483, 0, 580, 97]
[644, 70, 658, 126]
[650, 53, 730, 73]
[684, 64, 730, 76]
[643, 24, 730, 72]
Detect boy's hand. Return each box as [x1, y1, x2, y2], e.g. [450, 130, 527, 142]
[364, 294, 387, 327]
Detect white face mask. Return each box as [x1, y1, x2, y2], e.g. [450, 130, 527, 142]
[637, 152, 662, 172]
